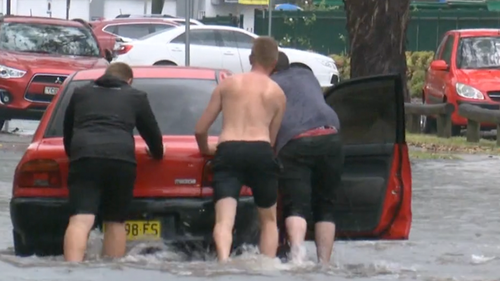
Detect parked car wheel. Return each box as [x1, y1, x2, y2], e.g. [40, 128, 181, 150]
[153, 60, 176, 66]
[420, 114, 437, 134]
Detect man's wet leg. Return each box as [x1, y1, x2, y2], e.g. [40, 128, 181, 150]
[213, 197, 238, 262]
[285, 216, 307, 261]
[64, 214, 95, 262]
[257, 204, 278, 258]
[314, 221, 335, 264]
[102, 222, 127, 258]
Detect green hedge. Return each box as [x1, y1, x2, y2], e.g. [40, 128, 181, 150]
[330, 51, 435, 98]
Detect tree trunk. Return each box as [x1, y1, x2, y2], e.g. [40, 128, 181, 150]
[343, 0, 411, 101]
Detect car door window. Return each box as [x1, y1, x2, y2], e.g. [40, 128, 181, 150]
[440, 35, 455, 65]
[170, 30, 218, 47]
[234, 31, 254, 49]
[103, 25, 118, 34]
[115, 24, 150, 38]
[150, 24, 174, 33]
[219, 30, 237, 48]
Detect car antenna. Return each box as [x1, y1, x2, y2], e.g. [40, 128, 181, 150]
[119, 9, 122, 15]
[30, 9, 32, 16]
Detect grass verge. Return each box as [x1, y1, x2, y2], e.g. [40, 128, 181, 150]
[407, 133, 500, 155]
[409, 150, 461, 160]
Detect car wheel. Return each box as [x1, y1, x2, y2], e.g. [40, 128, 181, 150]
[13, 230, 63, 257]
[421, 114, 437, 134]
[153, 61, 176, 66]
[451, 125, 462, 136]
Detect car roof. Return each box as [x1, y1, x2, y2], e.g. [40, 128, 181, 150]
[73, 66, 219, 80]
[1, 15, 84, 27]
[116, 14, 175, 18]
[93, 18, 181, 25]
[157, 24, 249, 35]
[450, 28, 500, 37]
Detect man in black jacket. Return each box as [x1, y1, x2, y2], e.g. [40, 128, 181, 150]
[62, 62, 164, 262]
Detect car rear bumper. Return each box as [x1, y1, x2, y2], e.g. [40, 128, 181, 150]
[10, 196, 258, 244]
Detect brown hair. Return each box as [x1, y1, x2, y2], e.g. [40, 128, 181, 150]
[250, 36, 279, 68]
[104, 62, 133, 81]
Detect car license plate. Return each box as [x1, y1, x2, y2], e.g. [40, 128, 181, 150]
[103, 220, 161, 241]
[44, 86, 59, 95]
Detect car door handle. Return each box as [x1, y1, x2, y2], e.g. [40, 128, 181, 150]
[224, 51, 235, 55]
[171, 47, 182, 52]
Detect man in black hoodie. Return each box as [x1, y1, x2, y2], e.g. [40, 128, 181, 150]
[62, 62, 164, 262]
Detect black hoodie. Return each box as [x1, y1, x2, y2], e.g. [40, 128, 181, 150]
[63, 74, 164, 163]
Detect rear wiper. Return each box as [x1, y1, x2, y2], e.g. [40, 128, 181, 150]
[20, 50, 53, 54]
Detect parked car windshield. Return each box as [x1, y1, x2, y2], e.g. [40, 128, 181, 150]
[0, 22, 101, 57]
[456, 36, 500, 69]
[44, 78, 222, 137]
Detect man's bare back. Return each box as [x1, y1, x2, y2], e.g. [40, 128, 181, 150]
[194, 36, 284, 262]
[218, 72, 285, 145]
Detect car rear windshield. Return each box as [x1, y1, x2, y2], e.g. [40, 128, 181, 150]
[456, 36, 500, 69]
[44, 78, 222, 137]
[0, 22, 101, 57]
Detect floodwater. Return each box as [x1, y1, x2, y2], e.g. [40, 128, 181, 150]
[0, 120, 499, 281]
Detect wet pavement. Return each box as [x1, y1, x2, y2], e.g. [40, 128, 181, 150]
[0, 120, 499, 281]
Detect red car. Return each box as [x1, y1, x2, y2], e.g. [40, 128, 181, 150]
[9, 67, 412, 256]
[423, 29, 500, 135]
[0, 15, 111, 130]
[90, 18, 180, 52]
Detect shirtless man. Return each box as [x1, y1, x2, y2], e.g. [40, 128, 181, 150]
[194, 37, 286, 262]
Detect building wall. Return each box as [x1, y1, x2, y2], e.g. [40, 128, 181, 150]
[0, 0, 260, 30]
[164, 0, 262, 31]
[2, 0, 90, 19]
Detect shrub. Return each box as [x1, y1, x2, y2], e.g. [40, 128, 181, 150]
[330, 51, 435, 98]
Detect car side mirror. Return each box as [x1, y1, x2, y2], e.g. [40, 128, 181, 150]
[430, 60, 449, 71]
[104, 49, 113, 63]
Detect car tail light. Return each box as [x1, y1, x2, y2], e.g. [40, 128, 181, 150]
[201, 160, 213, 187]
[116, 44, 133, 55]
[17, 159, 62, 188]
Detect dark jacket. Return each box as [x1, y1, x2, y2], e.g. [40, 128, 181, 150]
[63, 75, 163, 163]
[271, 67, 340, 153]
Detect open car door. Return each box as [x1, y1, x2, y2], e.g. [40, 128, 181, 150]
[320, 74, 412, 240]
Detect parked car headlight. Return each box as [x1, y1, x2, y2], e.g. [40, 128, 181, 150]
[0, 65, 26, 79]
[316, 58, 337, 70]
[455, 83, 484, 99]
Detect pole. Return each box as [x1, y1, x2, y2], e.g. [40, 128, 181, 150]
[6, 0, 11, 15]
[185, 0, 191, 66]
[65, 0, 70, 20]
[268, 0, 273, 36]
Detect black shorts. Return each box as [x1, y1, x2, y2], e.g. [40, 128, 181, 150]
[68, 158, 136, 223]
[212, 141, 280, 208]
[278, 133, 343, 223]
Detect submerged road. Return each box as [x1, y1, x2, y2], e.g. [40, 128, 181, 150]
[0, 120, 499, 281]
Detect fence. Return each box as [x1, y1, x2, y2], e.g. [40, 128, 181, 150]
[201, 14, 244, 28]
[254, 9, 500, 55]
[406, 103, 500, 146]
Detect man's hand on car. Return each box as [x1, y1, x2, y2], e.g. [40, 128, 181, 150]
[202, 143, 218, 156]
[146, 145, 166, 159]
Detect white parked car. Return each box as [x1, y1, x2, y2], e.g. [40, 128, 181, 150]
[114, 25, 339, 87]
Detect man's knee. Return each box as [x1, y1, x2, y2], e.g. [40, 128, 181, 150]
[68, 214, 95, 232]
[257, 203, 277, 223]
